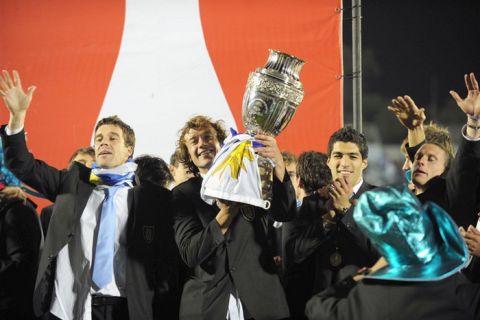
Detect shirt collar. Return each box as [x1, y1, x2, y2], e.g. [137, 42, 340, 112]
[352, 177, 364, 197]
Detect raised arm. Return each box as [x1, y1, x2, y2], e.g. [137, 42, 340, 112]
[254, 134, 286, 181]
[172, 184, 227, 268]
[387, 95, 426, 148]
[254, 134, 296, 221]
[445, 73, 480, 228]
[0, 70, 63, 200]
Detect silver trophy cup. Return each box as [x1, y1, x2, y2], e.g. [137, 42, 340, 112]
[242, 49, 304, 201]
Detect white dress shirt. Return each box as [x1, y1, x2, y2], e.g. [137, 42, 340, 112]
[50, 185, 130, 320]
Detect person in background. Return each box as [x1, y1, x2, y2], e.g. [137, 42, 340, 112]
[134, 154, 173, 188]
[68, 147, 96, 169]
[282, 151, 332, 319]
[282, 151, 305, 203]
[0, 183, 42, 320]
[168, 149, 194, 189]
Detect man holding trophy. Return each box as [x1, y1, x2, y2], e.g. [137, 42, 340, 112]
[172, 50, 303, 320]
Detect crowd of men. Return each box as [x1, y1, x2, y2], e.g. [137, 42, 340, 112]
[0, 69, 480, 320]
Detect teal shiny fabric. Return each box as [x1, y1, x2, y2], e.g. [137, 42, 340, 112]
[0, 139, 46, 198]
[0, 140, 22, 187]
[353, 184, 468, 281]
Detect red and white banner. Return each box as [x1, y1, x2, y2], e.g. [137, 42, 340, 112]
[0, 0, 342, 204]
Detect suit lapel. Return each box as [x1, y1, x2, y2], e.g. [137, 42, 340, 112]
[74, 179, 95, 222]
[353, 181, 372, 200]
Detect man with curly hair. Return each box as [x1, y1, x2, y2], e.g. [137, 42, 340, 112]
[173, 115, 296, 320]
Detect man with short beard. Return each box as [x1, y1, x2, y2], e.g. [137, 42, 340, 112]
[172, 115, 296, 320]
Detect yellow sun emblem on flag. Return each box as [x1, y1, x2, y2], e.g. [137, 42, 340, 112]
[212, 140, 255, 180]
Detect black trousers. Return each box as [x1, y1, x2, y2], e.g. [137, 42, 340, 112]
[91, 296, 129, 320]
[0, 308, 35, 320]
[43, 297, 129, 320]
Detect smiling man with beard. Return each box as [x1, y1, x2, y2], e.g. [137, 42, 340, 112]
[172, 115, 296, 320]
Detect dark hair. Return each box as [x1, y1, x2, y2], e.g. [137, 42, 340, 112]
[95, 115, 136, 153]
[176, 115, 226, 175]
[327, 127, 368, 159]
[68, 146, 95, 165]
[134, 155, 173, 188]
[296, 151, 331, 194]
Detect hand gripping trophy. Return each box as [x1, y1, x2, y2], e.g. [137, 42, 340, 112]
[242, 49, 305, 201]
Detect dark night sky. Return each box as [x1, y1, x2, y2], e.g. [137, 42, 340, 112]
[343, 0, 480, 143]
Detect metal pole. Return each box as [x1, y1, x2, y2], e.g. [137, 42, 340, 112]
[351, 0, 362, 132]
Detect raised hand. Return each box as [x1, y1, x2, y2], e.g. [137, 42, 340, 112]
[450, 73, 480, 117]
[0, 70, 36, 116]
[387, 95, 426, 130]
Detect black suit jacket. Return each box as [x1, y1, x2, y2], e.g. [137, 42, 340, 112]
[0, 198, 42, 320]
[305, 273, 480, 320]
[1, 128, 179, 320]
[283, 182, 379, 319]
[172, 174, 296, 320]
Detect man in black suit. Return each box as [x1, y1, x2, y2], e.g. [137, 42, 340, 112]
[324, 127, 378, 254]
[0, 70, 178, 320]
[0, 185, 42, 320]
[305, 185, 480, 320]
[172, 115, 296, 320]
[283, 131, 380, 319]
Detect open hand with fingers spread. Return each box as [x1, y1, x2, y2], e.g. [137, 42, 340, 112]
[0, 70, 36, 131]
[387, 95, 426, 130]
[450, 73, 480, 117]
[0, 70, 36, 116]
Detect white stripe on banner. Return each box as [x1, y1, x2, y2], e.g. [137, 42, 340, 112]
[97, 0, 237, 160]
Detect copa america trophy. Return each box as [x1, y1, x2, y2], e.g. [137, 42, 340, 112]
[242, 49, 305, 201]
